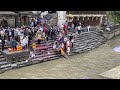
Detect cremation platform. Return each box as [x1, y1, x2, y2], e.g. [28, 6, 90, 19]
[1, 49, 30, 64]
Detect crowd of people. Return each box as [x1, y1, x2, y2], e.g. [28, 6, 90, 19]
[64, 21, 91, 34]
[0, 16, 73, 57]
[0, 15, 91, 59]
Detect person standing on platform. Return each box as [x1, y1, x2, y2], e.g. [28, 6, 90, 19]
[14, 28, 18, 42]
[0, 29, 5, 40]
[21, 37, 27, 50]
[0, 38, 5, 51]
[11, 38, 17, 51]
[75, 26, 78, 38]
[87, 25, 90, 32]
[78, 25, 81, 34]
[67, 46, 71, 55]
[11, 28, 14, 38]
[50, 27, 54, 40]
[61, 24, 64, 30]
[47, 25, 51, 37]
[24, 35, 29, 49]
[37, 33, 42, 44]
[66, 39, 71, 55]
[72, 23, 74, 31]
[5, 28, 9, 41]
[69, 34, 73, 42]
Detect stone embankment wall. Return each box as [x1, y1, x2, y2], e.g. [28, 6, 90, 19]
[102, 28, 120, 40]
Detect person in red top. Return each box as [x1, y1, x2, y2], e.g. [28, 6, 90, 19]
[63, 23, 68, 36]
[64, 28, 68, 36]
[44, 26, 47, 34]
[63, 23, 67, 31]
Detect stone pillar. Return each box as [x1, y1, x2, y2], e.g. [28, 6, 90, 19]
[83, 17, 85, 21]
[15, 15, 18, 27]
[26, 16, 29, 26]
[57, 11, 66, 27]
[99, 16, 103, 26]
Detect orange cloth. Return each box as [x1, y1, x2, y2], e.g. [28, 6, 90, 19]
[17, 45, 22, 51]
[32, 43, 36, 49]
[60, 48, 65, 55]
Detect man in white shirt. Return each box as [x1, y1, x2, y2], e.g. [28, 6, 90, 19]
[0, 30, 5, 39]
[40, 26, 43, 32]
[61, 24, 64, 30]
[78, 25, 81, 34]
[21, 37, 27, 50]
[87, 25, 90, 32]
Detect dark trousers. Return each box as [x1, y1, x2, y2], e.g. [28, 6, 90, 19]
[2, 44, 4, 51]
[38, 39, 41, 44]
[51, 34, 53, 40]
[72, 43, 73, 48]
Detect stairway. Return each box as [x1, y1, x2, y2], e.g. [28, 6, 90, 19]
[31, 38, 62, 62]
[0, 43, 10, 67]
[0, 31, 106, 72]
[44, 13, 56, 21]
[44, 13, 58, 26]
[0, 35, 63, 72]
[71, 31, 106, 54]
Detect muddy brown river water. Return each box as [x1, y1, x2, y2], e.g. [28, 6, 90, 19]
[0, 35, 120, 79]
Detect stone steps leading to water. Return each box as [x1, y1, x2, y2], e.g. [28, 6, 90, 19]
[72, 31, 106, 54]
[0, 31, 106, 73]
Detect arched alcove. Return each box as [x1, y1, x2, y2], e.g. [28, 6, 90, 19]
[1, 19, 8, 27]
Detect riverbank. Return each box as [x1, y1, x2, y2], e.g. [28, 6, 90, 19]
[0, 34, 120, 79]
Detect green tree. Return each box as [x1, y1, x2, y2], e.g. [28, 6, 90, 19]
[107, 11, 120, 24]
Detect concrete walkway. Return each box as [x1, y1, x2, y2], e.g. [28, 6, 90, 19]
[0, 35, 120, 79]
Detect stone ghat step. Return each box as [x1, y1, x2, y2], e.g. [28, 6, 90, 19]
[77, 33, 100, 37]
[0, 55, 63, 72]
[31, 55, 62, 62]
[69, 31, 100, 35]
[74, 39, 102, 44]
[74, 33, 102, 38]
[74, 40, 98, 45]
[73, 43, 102, 52]
[0, 46, 10, 49]
[73, 33, 99, 38]
[74, 44, 101, 53]
[74, 36, 105, 41]
[76, 35, 104, 39]
[36, 43, 52, 47]
[75, 41, 102, 48]
[0, 58, 6, 62]
[0, 61, 7, 66]
[0, 55, 4, 59]
[22, 56, 61, 67]
[76, 33, 100, 37]
[81, 31, 100, 35]
[35, 49, 59, 54]
[36, 44, 53, 47]
[34, 47, 57, 52]
[75, 32, 103, 37]
[75, 35, 104, 40]
[74, 37, 105, 43]
[74, 40, 105, 46]
[33, 52, 61, 59]
[35, 50, 59, 56]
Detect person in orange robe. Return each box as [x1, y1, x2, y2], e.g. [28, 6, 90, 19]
[16, 43, 22, 51]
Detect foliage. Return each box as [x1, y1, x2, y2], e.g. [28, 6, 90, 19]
[107, 11, 120, 24]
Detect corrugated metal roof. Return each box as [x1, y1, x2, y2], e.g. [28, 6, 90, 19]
[0, 11, 17, 15]
[19, 11, 33, 15]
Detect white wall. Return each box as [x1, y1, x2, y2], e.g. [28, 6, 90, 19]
[41, 11, 48, 18]
[57, 11, 66, 27]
